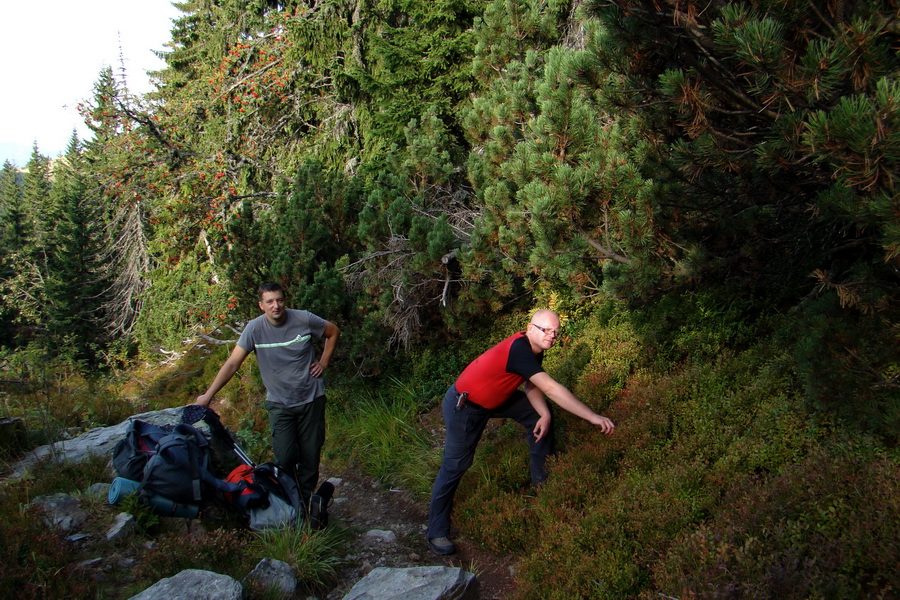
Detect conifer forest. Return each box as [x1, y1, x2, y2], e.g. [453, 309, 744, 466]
[1, 1, 898, 598]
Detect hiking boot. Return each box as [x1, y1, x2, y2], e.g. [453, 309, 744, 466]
[308, 481, 335, 530]
[308, 494, 327, 530]
[427, 536, 456, 555]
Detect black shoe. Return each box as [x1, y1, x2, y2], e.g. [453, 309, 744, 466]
[308, 481, 334, 530]
[427, 536, 455, 555]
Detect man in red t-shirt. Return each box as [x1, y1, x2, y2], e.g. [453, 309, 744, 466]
[426, 310, 616, 555]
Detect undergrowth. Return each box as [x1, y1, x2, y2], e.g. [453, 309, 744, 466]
[326, 376, 439, 497]
[0, 289, 896, 599]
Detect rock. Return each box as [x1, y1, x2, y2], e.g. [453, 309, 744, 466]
[88, 482, 112, 498]
[10, 407, 183, 478]
[78, 558, 104, 569]
[30, 493, 88, 532]
[365, 529, 397, 543]
[243, 558, 297, 596]
[106, 512, 137, 542]
[9, 406, 240, 479]
[0, 417, 26, 452]
[128, 569, 243, 600]
[342, 566, 479, 600]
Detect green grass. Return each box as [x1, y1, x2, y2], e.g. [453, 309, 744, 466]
[326, 377, 440, 497]
[252, 525, 348, 590]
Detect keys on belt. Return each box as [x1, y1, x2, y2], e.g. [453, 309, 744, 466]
[455, 391, 468, 411]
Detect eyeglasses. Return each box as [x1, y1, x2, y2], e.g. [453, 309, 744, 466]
[530, 323, 561, 337]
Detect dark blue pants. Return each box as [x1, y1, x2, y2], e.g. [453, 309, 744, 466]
[426, 384, 555, 539]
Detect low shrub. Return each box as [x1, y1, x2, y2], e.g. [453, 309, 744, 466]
[0, 503, 95, 600]
[791, 294, 900, 444]
[21, 455, 114, 499]
[457, 491, 536, 553]
[0, 455, 118, 599]
[651, 448, 900, 599]
[136, 528, 257, 584]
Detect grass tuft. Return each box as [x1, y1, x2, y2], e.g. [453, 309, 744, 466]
[253, 525, 347, 590]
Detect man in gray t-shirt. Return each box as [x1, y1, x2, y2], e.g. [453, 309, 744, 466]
[196, 282, 340, 504]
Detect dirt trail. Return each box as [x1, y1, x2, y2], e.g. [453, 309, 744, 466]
[321, 464, 516, 599]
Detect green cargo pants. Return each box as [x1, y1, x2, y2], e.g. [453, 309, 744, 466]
[265, 395, 326, 503]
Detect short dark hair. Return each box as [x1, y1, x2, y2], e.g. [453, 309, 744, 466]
[258, 281, 284, 301]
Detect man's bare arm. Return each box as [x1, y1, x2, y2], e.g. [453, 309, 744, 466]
[311, 321, 340, 378]
[196, 344, 250, 406]
[528, 372, 615, 434]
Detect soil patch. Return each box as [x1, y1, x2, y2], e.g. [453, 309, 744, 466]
[321, 463, 517, 599]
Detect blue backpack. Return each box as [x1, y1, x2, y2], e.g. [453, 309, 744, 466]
[112, 419, 241, 514]
[112, 420, 173, 482]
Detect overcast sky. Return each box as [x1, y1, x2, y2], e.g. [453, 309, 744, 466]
[1, 1, 182, 167]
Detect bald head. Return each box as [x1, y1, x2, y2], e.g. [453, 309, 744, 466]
[531, 309, 558, 324]
[525, 310, 561, 352]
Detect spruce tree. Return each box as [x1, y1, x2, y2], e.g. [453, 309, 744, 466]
[44, 134, 106, 361]
[22, 144, 53, 253]
[0, 146, 54, 331]
[0, 161, 26, 347]
[0, 160, 27, 254]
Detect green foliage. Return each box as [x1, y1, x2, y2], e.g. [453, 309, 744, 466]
[625, 288, 761, 367]
[352, 111, 472, 346]
[355, 0, 483, 150]
[225, 161, 363, 318]
[43, 135, 108, 363]
[327, 378, 437, 496]
[133, 249, 235, 354]
[0, 345, 136, 457]
[791, 293, 900, 442]
[544, 307, 642, 406]
[118, 494, 161, 534]
[584, 0, 900, 304]
[5, 1, 900, 597]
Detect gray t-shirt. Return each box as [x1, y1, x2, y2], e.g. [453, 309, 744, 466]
[237, 309, 327, 406]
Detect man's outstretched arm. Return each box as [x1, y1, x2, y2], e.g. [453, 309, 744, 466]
[528, 372, 615, 434]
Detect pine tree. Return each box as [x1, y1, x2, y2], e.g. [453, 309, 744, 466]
[0, 161, 26, 347]
[43, 134, 106, 361]
[22, 144, 53, 252]
[0, 160, 27, 254]
[460, 0, 623, 310]
[354, 111, 471, 345]
[582, 0, 900, 302]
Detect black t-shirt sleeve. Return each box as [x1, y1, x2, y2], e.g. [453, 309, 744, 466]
[505, 335, 544, 379]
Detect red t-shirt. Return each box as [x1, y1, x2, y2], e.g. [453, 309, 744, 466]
[455, 333, 544, 409]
